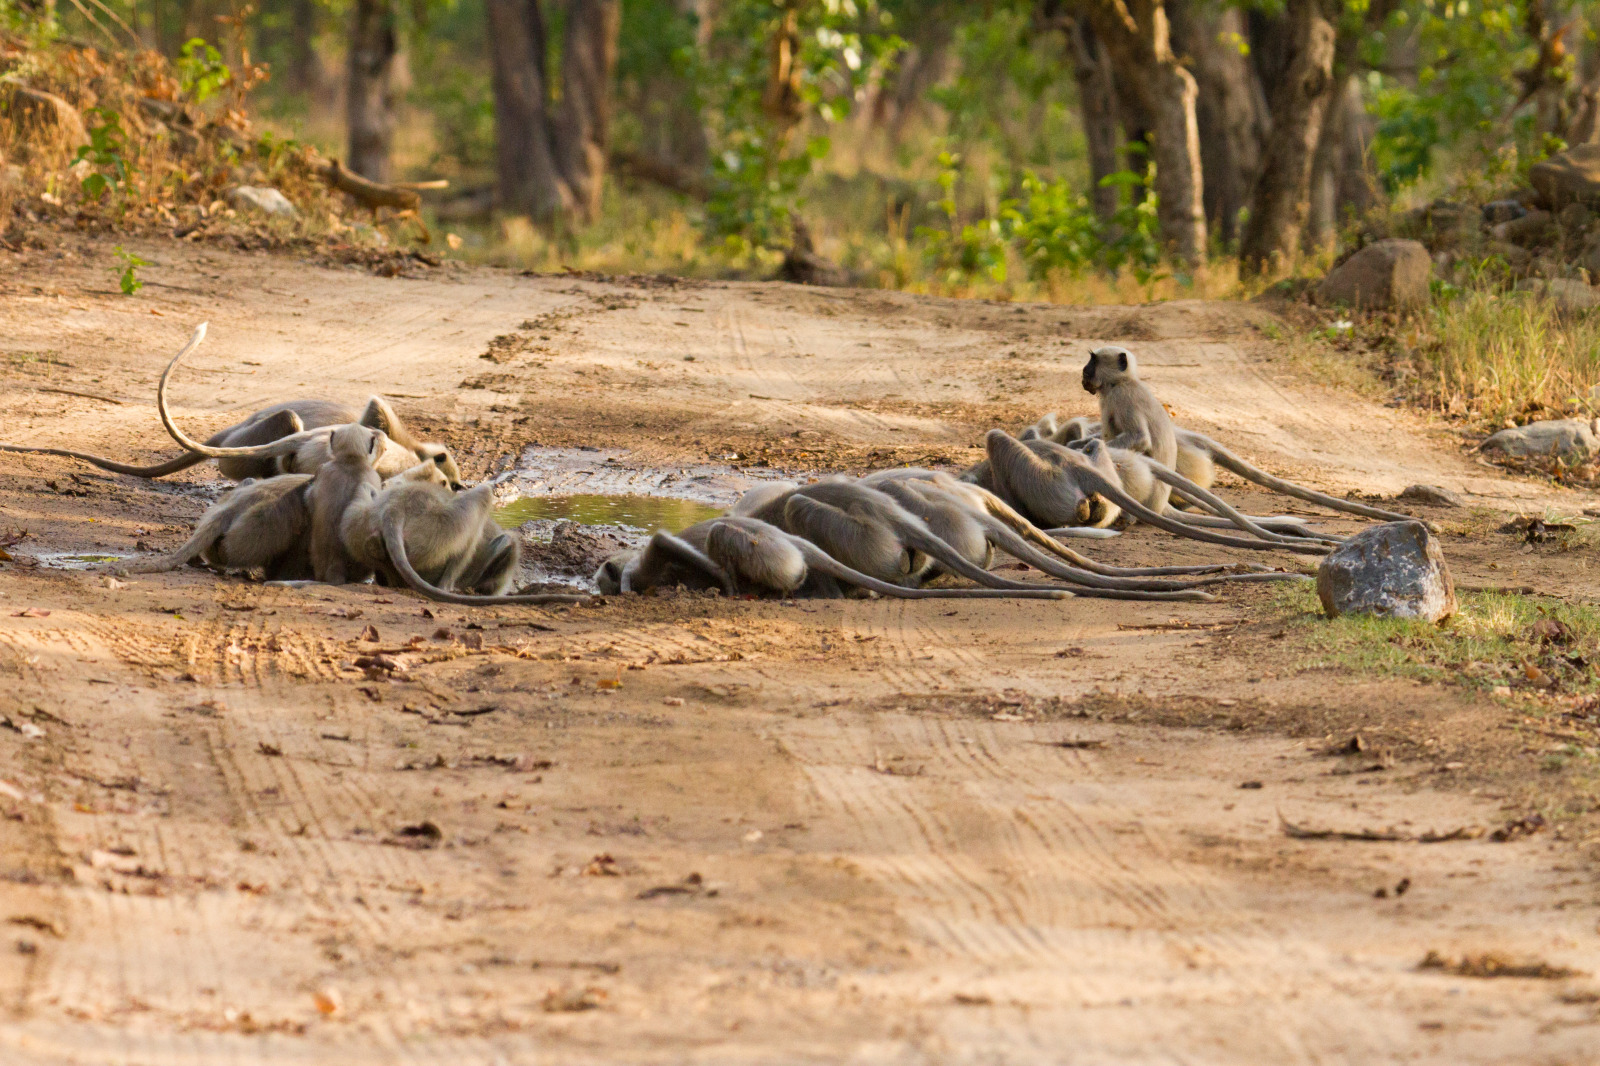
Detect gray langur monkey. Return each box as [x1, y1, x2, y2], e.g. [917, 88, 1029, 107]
[975, 431, 1330, 556]
[341, 468, 588, 605]
[0, 324, 463, 485]
[731, 478, 1212, 600]
[595, 516, 1071, 600]
[861, 469, 1305, 590]
[149, 327, 465, 484]
[307, 423, 386, 584]
[1021, 410, 1420, 526]
[1082, 345, 1179, 515]
[113, 473, 314, 577]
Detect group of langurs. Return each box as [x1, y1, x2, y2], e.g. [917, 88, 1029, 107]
[1, 327, 1420, 605]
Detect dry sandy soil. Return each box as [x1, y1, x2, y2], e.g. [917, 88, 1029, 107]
[0, 232, 1598, 1064]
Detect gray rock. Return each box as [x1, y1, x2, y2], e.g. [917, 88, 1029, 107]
[226, 185, 298, 218]
[1515, 277, 1600, 316]
[1490, 208, 1553, 246]
[0, 82, 88, 150]
[1316, 239, 1432, 311]
[1479, 417, 1600, 459]
[1482, 199, 1528, 224]
[1397, 484, 1462, 508]
[1530, 144, 1600, 209]
[1316, 522, 1457, 622]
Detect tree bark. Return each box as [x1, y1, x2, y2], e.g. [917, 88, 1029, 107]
[1239, 0, 1337, 276]
[1078, 0, 1207, 266]
[288, 0, 322, 95]
[553, 0, 622, 219]
[488, 0, 620, 223]
[1067, 19, 1121, 222]
[1171, 1, 1269, 246]
[346, 0, 398, 182]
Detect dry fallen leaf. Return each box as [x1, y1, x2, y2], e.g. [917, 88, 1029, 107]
[312, 988, 342, 1016]
[13, 608, 49, 618]
[358, 625, 379, 642]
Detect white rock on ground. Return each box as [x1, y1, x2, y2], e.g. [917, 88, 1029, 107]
[1316, 521, 1457, 622]
[1479, 418, 1600, 460]
[226, 186, 298, 218]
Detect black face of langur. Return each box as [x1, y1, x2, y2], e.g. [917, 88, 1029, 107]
[1082, 347, 1129, 396]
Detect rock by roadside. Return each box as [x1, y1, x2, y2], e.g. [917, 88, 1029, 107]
[1317, 521, 1457, 622]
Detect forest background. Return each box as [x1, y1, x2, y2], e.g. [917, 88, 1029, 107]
[6, 0, 1600, 441]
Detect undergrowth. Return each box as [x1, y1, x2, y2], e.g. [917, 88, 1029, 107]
[1276, 582, 1600, 698]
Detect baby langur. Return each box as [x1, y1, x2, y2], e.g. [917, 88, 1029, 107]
[114, 473, 314, 577]
[307, 423, 386, 584]
[596, 516, 1072, 600]
[342, 468, 587, 605]
[149, 327, 464, 484]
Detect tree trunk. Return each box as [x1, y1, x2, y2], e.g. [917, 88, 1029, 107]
[1079, 0, 1208, 266]
[1306, 72, 1345, 250]
[1068, 19, 1121, 222]
[552, 0, 622, 220]
[346, 0, 398, 182]
[1171, 1, 1269, 246]
[488, 0, 620, 223]
[1336, 76, 1378, 217]
[1239, 0, 1337, 275]
[287, 0, 321, 94]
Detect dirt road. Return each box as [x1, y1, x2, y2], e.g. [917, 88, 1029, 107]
[0, 234, 1596, 1063]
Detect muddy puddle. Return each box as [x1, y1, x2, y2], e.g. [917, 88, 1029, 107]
[493, 446, 803, 513]
[36, 552, 128, 570]
[493, 494, 722, 532]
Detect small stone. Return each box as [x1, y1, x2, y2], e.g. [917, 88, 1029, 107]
[226, 186, 297, 218]
[1316, 521, 1457, 623]
[1491, 209, 1553, 246]
[1397, 484, 1462, 508]
[1479, 417, 1600, 460]
[1316, 239, 1432, 311]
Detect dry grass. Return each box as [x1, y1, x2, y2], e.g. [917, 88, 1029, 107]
[1417, 288, 1600, 426]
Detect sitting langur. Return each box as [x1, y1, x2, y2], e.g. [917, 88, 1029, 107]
[596, 516, 1072, 600]
[0, 324, 463, 484]
[341, 466, 588, 605]
[113, 473, 314, 577]
[306, 423, 386, 584]
[974, 431, 1331, 556]
[1082, 345, 1178, 514]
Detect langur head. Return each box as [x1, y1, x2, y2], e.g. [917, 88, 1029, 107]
[330, 423, 388, 463]
[1083, 346, 1135, 394]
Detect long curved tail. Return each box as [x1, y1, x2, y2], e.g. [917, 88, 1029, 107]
[785, 534, 1073, 600]
[1145, 462, 1344, 546]
[0, 443, 207, 478]
[381, 514, 590, 605]
[1078, 470, 1332, 556]
[1197, 433, 1420, 524]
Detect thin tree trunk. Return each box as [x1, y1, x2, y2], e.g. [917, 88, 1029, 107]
[1239, 0, 1337, 276]
[288, 0, 320, 94]
[552, 0, 622, 220]
[487, 0, 569, 218]
[1306, 73, 1346, 250]
[1336, 75, 1377, 219]
[1079, 0, 1208, 266]
[346, 0, 397, 182]
[1068, 19, 1121, 222]
[1171, 1, 1268, 246]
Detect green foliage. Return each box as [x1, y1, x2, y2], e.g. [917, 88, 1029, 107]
[73, 108, 129, 202]
[916, 151, 1008, 283]
[113, 246, 149, 295]
[698, 0, 903, 250]
[177, 38, 232, 104]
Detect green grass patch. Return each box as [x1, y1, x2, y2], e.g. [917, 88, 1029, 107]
[1274, 584, 1600, 694]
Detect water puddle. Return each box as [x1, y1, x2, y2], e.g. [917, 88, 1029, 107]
[37, 552, 127, 570]
[493, 494, 722, 533]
